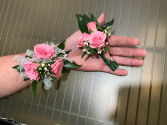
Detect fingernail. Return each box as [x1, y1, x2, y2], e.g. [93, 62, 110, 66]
[139, 40, 141, 45]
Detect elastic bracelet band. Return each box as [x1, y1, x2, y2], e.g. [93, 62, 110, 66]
[12, 39, 81, 96]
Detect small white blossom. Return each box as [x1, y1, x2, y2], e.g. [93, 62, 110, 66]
[97, 49, 102, 54]
[106, 42, 108, 45]
[83, 48, 87, 52]
[104, 30, 107, 33]
[84, 41, 88, 46]
[87, 51, 90, 54]
[63, 54, 67, 58]
[84, 39, 89, 46]
[48, 64, 50, 66]
[60, 50, 65, 54]
[41, 63, 45, 67]
[108, 33, 111, 36]
[44, 67, 48, 71]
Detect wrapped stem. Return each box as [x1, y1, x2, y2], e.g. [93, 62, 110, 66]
[100, 53, 118, 71]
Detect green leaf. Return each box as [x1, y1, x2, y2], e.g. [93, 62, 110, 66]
[64, 60, 82, 69]
[48, 62, 55, 64]
[106, 27, 112, 31]
[97, 26, 103, 31]
[101, 19, 114, 30]
[12, 65, 21, 72]
[32, 81, 38, 96]
[62, 67, 70, 73]
[39, 72, 44, 79]
[99, 52, 118, 71]
[66, 50, 71, 54]
[89, 28, 94, 33]
[82, 14, 91, 24]
[81, 52, 87, 58]
[17, 68, 20, 72]
[76, 14, 89, 33]
[104, 47, 110, 52]
[83, 14, 91, 22]
[24, 78, 30, 81]
[47, 66, 52, 70]
[12, 65, 19, 69]
[90, 13, 99, 27]
[87, 46, 96, 54]
[49, 72, 55, 76]
[58, 40, 66, 50]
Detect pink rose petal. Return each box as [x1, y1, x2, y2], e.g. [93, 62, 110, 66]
[87, 22, 97, 32]
[51, 59, 64, 78]
[77, 33, 90, 47]
[23, 62, 40, 81]
[88, 31, 106, 49]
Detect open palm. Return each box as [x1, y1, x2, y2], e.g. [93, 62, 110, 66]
[65, 13, 147, 76]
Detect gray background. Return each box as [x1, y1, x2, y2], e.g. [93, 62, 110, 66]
[0, 0, 167, 125]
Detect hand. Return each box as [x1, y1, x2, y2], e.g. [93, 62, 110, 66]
[65, 13, 147, 76]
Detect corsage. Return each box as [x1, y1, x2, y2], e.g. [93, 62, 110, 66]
[12, 40, 81, 96]
[76, 13, 118, 71]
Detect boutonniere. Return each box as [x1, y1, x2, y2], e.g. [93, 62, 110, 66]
[76, 13, 118, 71]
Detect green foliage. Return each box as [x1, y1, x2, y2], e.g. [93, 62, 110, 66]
[87, 46, 96, 54]
[49, 71, 56, 75]
[81, 52, 87, 58]
[48, 62, 55, 64]
[83, 14, 91, 22]
[64, 60, 82, 69]
[90, 13, 99, 27]
[32, 81, 38, 96]
[12, 65, 21, 73]
[101, 19, 114, 30]
[82, 14, 91, 24]
[24, 78, 30, 81]
[104, 47, 110, 53]
[58, 40, 66, 50]
[76, 14, 89, 33]
[66, 50, 71, 54]
[89, 28, 94, 33]
[99, 53, 118, 71]
[62, 67, 70, 73]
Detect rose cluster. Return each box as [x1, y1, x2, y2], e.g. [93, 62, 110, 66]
[77, 22, 108, 54]
[23, 44, 64, 81]
[13, 40, 81, 95]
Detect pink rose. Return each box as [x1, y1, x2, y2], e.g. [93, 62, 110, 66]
[87, 22, 97, 32]
[51, 59, 64, 78]
[88, 31, 106, 48]
[34, 44, 55, 59]
[23, 62, 40, 81]
[77, 33, 90, 47]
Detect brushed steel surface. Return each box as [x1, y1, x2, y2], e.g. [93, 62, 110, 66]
[0, 0, 167, 125]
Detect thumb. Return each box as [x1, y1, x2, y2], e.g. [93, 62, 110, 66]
[97, 13, 105, 27]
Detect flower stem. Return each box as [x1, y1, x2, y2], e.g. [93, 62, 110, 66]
[100, 53, 118, 71]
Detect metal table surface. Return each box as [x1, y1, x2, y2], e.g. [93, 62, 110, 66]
[0, 0, 167, 125]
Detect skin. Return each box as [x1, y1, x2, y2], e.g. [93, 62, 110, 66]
[0, 13, 147, 98]
[65, 13, 147, 75]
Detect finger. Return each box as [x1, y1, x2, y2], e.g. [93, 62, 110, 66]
[110, 47, 147, 57]
[107, 35, 140, 46]
[97, 13, 105, 27]
[102, 66, 128, 76]
[112, 56, 144, 66]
